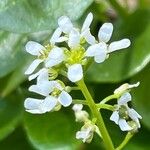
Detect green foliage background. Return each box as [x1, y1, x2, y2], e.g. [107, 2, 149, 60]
[0, 0, 150, 149]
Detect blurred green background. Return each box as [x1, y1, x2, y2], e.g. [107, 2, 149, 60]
[0, 0, 150, 149]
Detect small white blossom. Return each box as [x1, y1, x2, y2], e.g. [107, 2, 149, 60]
[72, 104, 89, 122]
[110, 92, 142, 131]
[85, 23, 131, 63]
[25, 71, 72, 114]
[76, 123, 97, 143]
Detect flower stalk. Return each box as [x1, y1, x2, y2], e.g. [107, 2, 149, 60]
[77, 79, 114, 150]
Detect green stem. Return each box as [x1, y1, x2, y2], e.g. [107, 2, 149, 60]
[77, 79, 114, 150]
[116, 132, 133, 150]
[108, 0, 128, 19]
[72, 99, 88, 105]
[100, 94, 118, 104]
[96, 104, 114, 111]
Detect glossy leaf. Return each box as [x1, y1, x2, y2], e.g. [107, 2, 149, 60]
[86, 10, 150, 83]
[24, 110, 81, 150]
[0, 31, 26, 78]
[0, 0, 93, 33]
[0, 94, 23, 140]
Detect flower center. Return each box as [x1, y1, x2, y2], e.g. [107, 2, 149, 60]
[119, 105, 128, 119]
[65, 46, 85, 64]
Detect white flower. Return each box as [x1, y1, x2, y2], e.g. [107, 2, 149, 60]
[72, 104, 89, 122]
[114, 82, 140, 95]
[110, 92, 142, 131]
[67, 64, 83, 82]
[85, 23, 131, 63]
[28, 70, 72, 110]
[76, 123, 97, 143]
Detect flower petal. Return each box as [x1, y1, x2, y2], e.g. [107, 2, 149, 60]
[58, 91, 72, 107]
[58, 16, 73, 34]
[37, 68, 49, 83]
[98, 23, 113, 43]
[72, 104, 83, 112]
[50, 27, 62, 44]
[128, 108, 142, 120]
[118, 119, 132, 131]
[45, 47, 64, 67]
[41, 96, 57, 112]
[24, 98, 43, 110]
[29, 81, 54, 96]
[25, 59, 43, 75]
[81, 12, 93, 32]
[68, 28, 80, 48]
[28, 68, 48, 81]
[24, 98, 45, 114]
[25, 41, 45, 56]
[81, 29, 95, 45]
[108, 39, 131, 53]
[67, 64, 83, 82]
[110, 111, 119, 124]
[86, 43, 107, 57]
[118, 92, 132, 105]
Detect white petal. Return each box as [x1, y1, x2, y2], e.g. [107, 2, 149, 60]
[98, 23, 113, 43]
[37, 68, 49, 83]
[24, 98, 43, 110]
[128, 108, 142, 120]
[45, 47, 64, 67]
[118, 119, 132, 131]
[110, 111, 119, 124]
[50, 27, 62, 44]
[29, 81, 54, 96]
[86, 43, 107, 57]
[68, 28, 80, 48]
[25, 59, 43, 75]
[76, 130, 90, 142]
[41, 96, 57, 112]
[25, 41, 45, 56]
[28, 68, 48, 81]
[58, 16, 73, 34]
[67, 64, 83, 82]
[58, 91, 72, 107]
[72, 104, 83, 112]
[81, 12, 93, 32]
[24, 98, 45, 114]
[81, 29, 95, 45]
[108, 39, 131, 53]
[128, 82, 140, 89]
[118, 92, 132, 105]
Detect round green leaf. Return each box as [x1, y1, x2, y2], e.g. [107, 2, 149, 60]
[24, 110, 81, 150]
[0, 0, 93, 33]
[0, 94, 23, 140]
[86, 10, 150, 83]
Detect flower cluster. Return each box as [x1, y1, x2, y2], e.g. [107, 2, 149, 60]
[110, 83, 142, 132]
[72, 104, 100, 143]
[24, 12, 141, 145]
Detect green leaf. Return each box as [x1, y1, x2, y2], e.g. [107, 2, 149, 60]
[131, 64, 150, 129]
[24, 110, 81, 150]
[86, 10, 150, 83]
[0, 31, 26, 78]
[0, 0, 93, 33]
[0, 93, 23, 140]
[0, 127, 34, 150]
